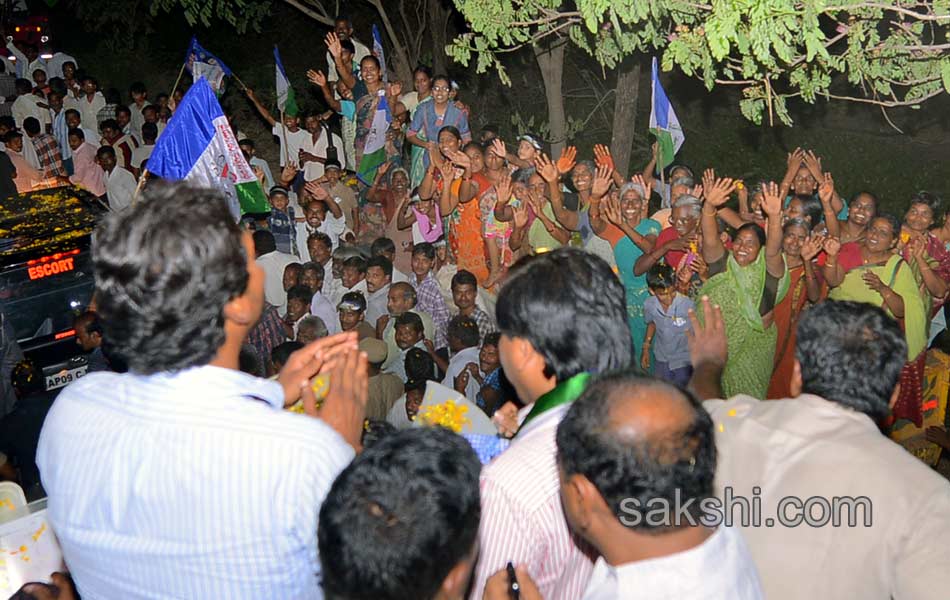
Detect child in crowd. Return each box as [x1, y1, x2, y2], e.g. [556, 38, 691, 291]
[321, 159, 359, 232]
[409, 242, 451, 350]
[283, 284, 313, 339]
[642, 263, 695, 387]
[268, 186, 297, 255]
[442, 315, 481, 403]
[337, 291, 376, 340]
[475, 332, 502, 414]
[388, 312, 427, 382]
[396, 188, 442, 245]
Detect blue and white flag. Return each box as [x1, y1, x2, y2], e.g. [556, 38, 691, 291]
[649, 57, 685, 174]
[356, 91, 390, 185]
[185, 37, 232, 94]
[147, 78, 269, 218]
[372, 24, 387, 82]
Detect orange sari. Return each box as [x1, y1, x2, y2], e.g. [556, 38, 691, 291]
[448, 172, 490, 283]
[767, 264, 823, 399]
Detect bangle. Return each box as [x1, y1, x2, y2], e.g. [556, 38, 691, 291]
[702, 208, 718, 216]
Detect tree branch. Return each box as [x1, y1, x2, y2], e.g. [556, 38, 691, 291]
[281, 0, 334, 26]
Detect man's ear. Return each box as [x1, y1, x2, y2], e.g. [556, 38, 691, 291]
[789, 360, 803, 398]
[222, 293, 256, 328]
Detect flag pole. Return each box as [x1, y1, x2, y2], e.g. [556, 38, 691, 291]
[131, 168, 149, 206]
[169, 63, 187, 103]
[232, 73, 249, 91]
[279, 108, 290, 169]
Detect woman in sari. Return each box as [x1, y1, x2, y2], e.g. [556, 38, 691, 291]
[401, 67, 434, 188]
[824, 214, 928, 425]
[592, 180, 661, 362]
[836, 191, 877, 244]
[364, 164, 414, 272]
[442, 141, 491, 284]
[901, 192, 950, 313]
[331, 46, 399, 186]
[698, 178, 788, 399]
[767, 219, 825, 398]
[405, 75, 471, 188]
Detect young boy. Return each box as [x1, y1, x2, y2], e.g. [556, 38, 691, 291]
[321, 160, 358, 232]
[388, 312, 428, 383]
[442, 315, 481, 403]
[642, 263, 695, 387]
[409, 242, 451, 350]
[268, 186, 298, 256]
[128, 81, 150, 141]
[283, 284, 313, 339]
[269, 340, 303, 377]
[337, 291, 376, 340]
[239, 138, 274, 190]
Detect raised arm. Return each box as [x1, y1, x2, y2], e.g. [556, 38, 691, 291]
[821, 237, 845, 287]
[699, 170, 734, 264]
[395, 193, 417, 230]
[244, 88, 277, 127]
[325, 33, 356, 90]
[533, 153, 579, 229]
[307, 70, 341, 113]
[803, 151, 843, 214]
[761, 181, 787, 278]
[817, 173, 841, 238]
[594, 144, 625, 187]
[365, 162, 390, 204]
[493, 172, 514, 224]
[305, 181, 342, 218]
[799, 233, 825, 303]
[587, 164, 615, 235]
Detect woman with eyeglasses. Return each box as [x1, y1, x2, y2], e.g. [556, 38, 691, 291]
[405, 75, 471, 188]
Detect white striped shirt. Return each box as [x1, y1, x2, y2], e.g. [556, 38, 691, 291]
[469, 403, 597, 600]
[37, 366, 354, 600]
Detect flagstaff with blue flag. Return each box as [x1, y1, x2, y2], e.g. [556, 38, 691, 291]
[649, 57, 685, 176]
[147, 77, 269, 219]
[274, 46, 298, 117]
[372, 24, 387, 82]
[185, 37, 233, 94]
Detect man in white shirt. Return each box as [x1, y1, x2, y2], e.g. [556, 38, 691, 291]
[37, 184, 367, 599]
[301, 261, 341, 335]
[77, 77, 106, 132]
[442, 315, 482, 403]
[6, 40, 45, 83]
[244, 87, 308, 169]
[379, 283, 435, 371]
[469, 249, 632, 600]
[370, 237, 411, 283]
[65, 109, 99, 148]
[325, 16, 370, 84]
[96, 146, 136, 211]
[130, 122, 156, 176]
[128, 81, 151, 140]
[45, 52, 78, 79]
[550, 372, 763, 600]
[305, 231, 338, 300]
[364, 255, 393, 327]
[300, 182, 347, 251]
[695, 300, 950, 600]
[253, 230, 299, 316]
[299, 114, 343, 182]
[11, 77, 48, 129]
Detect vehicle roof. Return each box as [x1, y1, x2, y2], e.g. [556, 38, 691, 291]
[0, 187, 105, 268]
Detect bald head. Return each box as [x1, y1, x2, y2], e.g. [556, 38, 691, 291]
[556, 371, 716, 533]
[387, 281, 418, 316]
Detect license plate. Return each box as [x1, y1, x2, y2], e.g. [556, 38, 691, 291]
[45, 365, 88, 391]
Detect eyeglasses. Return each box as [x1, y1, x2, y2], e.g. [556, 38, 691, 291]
[432, 85, 450, 92]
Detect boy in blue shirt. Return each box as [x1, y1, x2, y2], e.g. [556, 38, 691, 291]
[267, 186, 297, 256]
[642, 263, 695, 387]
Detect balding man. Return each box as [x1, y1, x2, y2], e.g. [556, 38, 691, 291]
[554, 371, 763, 599]
[701, 300, 950, 600]
[380, 281, 435, 373]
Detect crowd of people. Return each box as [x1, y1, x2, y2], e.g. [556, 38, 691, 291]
[2, 13, 950, 600]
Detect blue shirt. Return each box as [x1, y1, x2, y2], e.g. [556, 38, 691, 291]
[37, 366, 354, 599]
[269, 206, 296, 256]
[644, 294, 694, 370]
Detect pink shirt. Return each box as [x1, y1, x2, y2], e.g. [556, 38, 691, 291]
[469, 403, 596, 600]
[69, 142, 106, 197]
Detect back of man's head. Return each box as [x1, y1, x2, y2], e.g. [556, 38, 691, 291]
[497, 248, 630, 381]
[93, 183, 247, 374]
[557, 370, 716, 535]
[252, 230, 276, 257]
[796, 300, 906, 419]
[318, 427, 481, 600]
[22, 117, 40, 136]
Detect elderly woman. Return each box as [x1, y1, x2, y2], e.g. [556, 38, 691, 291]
[823, 213, 928, 425]
[635, 193, 702, 276]
[698, 178, 788, 399]
[594, 180, 661, 361]
[365, 164, 414, 271]
[767, 218, 825, 398]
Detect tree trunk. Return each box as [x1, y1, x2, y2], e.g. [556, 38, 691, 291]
[609, 59, 641, 178]
[366, 0, 414, 84]
[533, 38, 567, 158]
[427, 0, 449, 75]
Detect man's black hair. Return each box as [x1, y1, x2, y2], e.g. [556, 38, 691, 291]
[340, 291, 367, 312]
[319, 427, 481, 600]
[340, 39, 356, 55]
[95, 145, 116, 159]
[451, 269, 477, 291]
[367, 255, 393, 278]
[301, 261, 325, 282]
[796, 301, 906, 420]
[3, 131, 21, 144]
[129, 81, 147, 95]
[395, 312, 424, 335]
[448, 315, 479, 348]
[252, 230, 276, 257]
[405, 347, 434, 391]
[792, 194, 824, 229]
[0, 116, 14, 130]
[239, 344, 263, 377]
[556, 370, 716, 533]
[14, 78, 31, 94]
[370, 236, 396, 256]
[412, 241, 435, 260]
[63, 109, 79, 121]
[74, 310, 102, 336]
[22, 117, 40, 135]
[103, 88, 121, 104]
[496, 248, 631, 381]
[271, 341, 303, 367]
[115, 105, 132, 118]
[99, 118, 120, 133]
[646, 263, 676, 291]
[483, 331, 501, 348]
[141, 122, 158, 141]
[93, 183, 249, 374]
[343, 255, 368, 274]
[361, 419, 396, 449]
[238, 138, 255, 148]
[287, 284, 314, 306]
[307, 231, 333, 251]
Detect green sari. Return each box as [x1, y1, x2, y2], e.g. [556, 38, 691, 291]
[828, 255, 927, 360]
[409, 96, 433, 188]
[698, 252, 790, 399]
